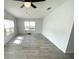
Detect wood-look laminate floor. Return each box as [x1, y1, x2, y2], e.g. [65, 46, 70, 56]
[4, 34, 74, 59]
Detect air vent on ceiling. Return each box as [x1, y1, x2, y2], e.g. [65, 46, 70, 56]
[47, 7, 52, 10]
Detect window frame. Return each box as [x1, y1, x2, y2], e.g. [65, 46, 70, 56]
[24, 21, 36, 31]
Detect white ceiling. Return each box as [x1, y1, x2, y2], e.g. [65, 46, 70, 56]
[5, 0, 66, 18]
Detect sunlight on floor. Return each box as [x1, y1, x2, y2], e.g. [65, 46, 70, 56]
[16, 36, 24, 40]
[13, 40, 21, 44]
[13, 36, 24, 44]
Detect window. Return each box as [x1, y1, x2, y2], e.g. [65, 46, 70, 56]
[24, 21, 36, 31]
[4, 20, 14, 36]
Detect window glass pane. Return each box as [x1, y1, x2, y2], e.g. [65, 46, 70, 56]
[4, 20, 14, 28]
[4, 20, 11, 28]
[24, 22, 30, 30]
[30, 21, 35, 27]
[10, 21, 14, 27]
[24, 22, 29, 27]
[6, 28, 10, 36]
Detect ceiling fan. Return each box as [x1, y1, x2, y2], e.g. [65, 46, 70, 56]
[14, 0, 45, 8]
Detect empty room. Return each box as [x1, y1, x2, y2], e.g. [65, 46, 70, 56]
[4, 0, 74, 59]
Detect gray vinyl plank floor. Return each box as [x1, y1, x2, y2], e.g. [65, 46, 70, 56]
[4, 34, 74, 59]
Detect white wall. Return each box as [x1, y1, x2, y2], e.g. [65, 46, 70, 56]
[4, 10, 18, 45]
[16, 18, 43, 34]
[42, 0, 73, 53]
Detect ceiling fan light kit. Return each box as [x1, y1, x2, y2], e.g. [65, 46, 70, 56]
[24, 2, 31, 8]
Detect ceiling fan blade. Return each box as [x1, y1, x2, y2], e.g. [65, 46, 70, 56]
[13, 0, 46, 2]
[13, 0, 23, 2]
[20, 4, 24, 8]
[31, 3, 37, 8]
